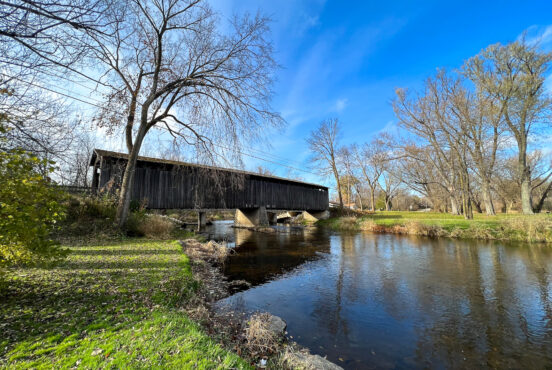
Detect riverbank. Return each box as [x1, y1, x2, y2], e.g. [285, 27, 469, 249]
[0, 238, 250, 369]
[318, 211, 552, 243]
[180, 238, 343, 369]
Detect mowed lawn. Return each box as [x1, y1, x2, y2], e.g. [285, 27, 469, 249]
[0, 240, 250, 369]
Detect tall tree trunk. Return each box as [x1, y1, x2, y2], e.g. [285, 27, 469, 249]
[370, 187, 376, 211]
[481, 180, 496, 215]
[335, 172, 344, 208]
[450, 196, 460, 215]
[460, 174, 473, 220]
[520, 175, 534, 215]
[462, 191, 473, 219]
[356, 186, 363, 211]
[518, 140, 534, 214]
[125, 94, 138, 152]
[116, 123, 148, 227]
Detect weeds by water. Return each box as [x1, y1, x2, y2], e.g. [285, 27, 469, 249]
[244, 313, 281, 356]
[320, 211, 552, 243]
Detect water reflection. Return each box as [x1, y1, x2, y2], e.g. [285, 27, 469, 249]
[203, 221, 330, 286]
[212, 222, 552, 369]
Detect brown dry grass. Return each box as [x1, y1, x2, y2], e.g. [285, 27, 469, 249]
[182, 239, 232, 265]
[404, 221, 444, 237]
[336, 217, 358, 231]
[136, 214, 175, 238]
[504, 217, 552, 243]
[244, 313, 280, 356]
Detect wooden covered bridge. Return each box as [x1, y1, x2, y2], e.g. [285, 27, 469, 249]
[90, 149, 329, 227]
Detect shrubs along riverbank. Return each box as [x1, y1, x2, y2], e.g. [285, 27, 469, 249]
[318, 211, 552, 243]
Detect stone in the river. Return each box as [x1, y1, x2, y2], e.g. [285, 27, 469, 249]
[266, 314, 287, 336]
[285, 352, 344, 370]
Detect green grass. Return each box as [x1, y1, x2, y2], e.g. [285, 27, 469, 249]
[0, 239, 250, 369]
[319, 211, 552, 243]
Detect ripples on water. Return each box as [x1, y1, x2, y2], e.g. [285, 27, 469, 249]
[206, 221, 552, 369]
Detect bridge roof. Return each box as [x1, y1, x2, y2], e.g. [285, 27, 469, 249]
[90, 149, 328, 189]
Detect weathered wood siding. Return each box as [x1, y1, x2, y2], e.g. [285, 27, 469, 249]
[98, 157, 328, 211]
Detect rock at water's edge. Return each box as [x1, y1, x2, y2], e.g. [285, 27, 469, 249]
[266, 315, 287, 336]
[285, 352, 344, 370]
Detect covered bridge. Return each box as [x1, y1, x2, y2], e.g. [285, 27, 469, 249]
[90, 149, 329, 227]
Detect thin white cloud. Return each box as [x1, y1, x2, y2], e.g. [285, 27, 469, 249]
[333, 98, 348, 112]
[519, 24, 552, 49]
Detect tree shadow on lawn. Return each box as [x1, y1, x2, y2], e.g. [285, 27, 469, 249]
[69, 249, 182, 256]
[0, 241, 218, 368]
[366, 214, 404, 220]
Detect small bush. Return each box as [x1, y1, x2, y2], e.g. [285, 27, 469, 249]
[0, 149, 67, 267]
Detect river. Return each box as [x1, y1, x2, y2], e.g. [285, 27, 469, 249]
[203, 221, 552, 369]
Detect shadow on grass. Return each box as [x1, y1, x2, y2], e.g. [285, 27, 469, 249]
[0, 241, 236, 368]
[367, 214, 405, 220]
[69, 249, 182, 256]
[56, 260, 185, 270]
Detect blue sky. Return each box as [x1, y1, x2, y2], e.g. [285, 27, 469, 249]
[205, 0, 552, 187]
[79, 1, 552, 189]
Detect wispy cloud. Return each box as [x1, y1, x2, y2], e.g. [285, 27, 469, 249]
[519, 24, 552, 49]
[333, 98, 348, 112]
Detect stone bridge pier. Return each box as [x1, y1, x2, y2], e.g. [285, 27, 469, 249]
[197, 211, 207, 231]
[235, 207, 329, 227]
[235, 207, 269, 227]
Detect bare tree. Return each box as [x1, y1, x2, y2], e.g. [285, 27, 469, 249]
[451, 67, 505, 215]
[307, 118, 343, 207]
[338, 146, 363, 209]
[396, 145, 447, 211]
[256, 166, 273, 176]
[89, 0, 282, 226]
[0, 0, 111, 174]
[58, 130, 97, 186]
[0, 0, 109, 77]
[350, 135, 388, 212]
[465, 41, 552, 214]
[0, 78, 75, 159]
[394, 76, 467, 217]
[378, 159, 402, 211]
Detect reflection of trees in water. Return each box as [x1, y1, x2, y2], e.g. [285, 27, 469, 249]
[222, 227, 552, 367]
[411, 242, 552, 368]
[309, 234, 351, 341]
[224, 227, 332, 286]
[314, 234, 552, 367]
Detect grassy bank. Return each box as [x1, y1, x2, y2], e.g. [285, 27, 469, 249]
[0, 239, 250, 369]
[319, 211, 552, 243]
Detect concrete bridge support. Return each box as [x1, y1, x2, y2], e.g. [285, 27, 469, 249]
[302, 210, 330, 223]
[197, 211, 207, 231]
[267, 212, 278, 225]
[235, 206, 269, 227]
